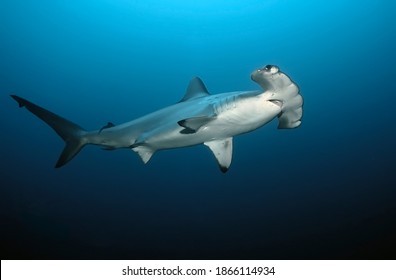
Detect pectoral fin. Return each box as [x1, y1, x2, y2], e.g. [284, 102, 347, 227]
[131, 144, 155, 164]
[204, 138, 233, 173]
[178, 116, 216, 134]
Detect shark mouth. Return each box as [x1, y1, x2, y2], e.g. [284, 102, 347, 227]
[268, 99, 283, 107]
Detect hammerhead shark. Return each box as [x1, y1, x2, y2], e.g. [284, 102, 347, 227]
[11, 65, 303, 172]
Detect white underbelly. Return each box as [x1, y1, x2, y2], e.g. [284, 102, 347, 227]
[149, 99, 281, 150]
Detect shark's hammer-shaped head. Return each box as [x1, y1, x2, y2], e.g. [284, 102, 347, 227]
[250, 65, 291, 91]
[251, 65, 303, 129]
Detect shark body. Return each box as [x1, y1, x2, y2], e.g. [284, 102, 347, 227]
[11, 65, 303, 172]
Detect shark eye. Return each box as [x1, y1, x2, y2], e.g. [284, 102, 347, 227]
[265, 65, 273, 71]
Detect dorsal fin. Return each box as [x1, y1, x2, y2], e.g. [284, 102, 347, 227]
[179, 77, 210, 102]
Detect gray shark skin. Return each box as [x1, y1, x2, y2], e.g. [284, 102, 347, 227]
[11, 65, 303, 172]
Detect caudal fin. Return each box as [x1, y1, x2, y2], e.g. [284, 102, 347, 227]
[10, 95, 87, 168]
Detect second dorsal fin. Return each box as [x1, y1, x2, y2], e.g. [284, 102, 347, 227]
[179, 77, 210, 102]
[98, 122, 115, 134]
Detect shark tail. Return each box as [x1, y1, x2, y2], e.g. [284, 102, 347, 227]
[10, 95, 88, 168]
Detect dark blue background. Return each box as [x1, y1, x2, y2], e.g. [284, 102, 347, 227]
[1, 0, 395, 259]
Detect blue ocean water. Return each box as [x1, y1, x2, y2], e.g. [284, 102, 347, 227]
[1, 0, 395, 259]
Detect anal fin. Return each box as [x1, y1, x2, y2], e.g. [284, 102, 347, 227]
[204, 137, 233, 173]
